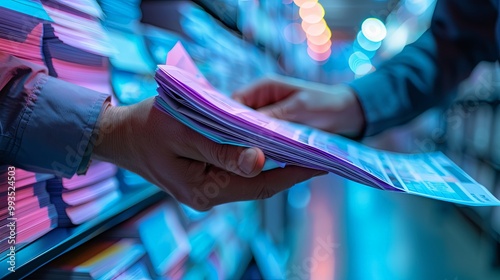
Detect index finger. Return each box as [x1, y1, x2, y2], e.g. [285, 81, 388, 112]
[190, 165, 326, 210]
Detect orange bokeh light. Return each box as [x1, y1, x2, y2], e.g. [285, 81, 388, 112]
[301, 19, 327, 37]
[307, 47, 331, 61]
[293, 0, 317, 7]
[306, 26, 331, 45]
[299, 1, 325, 23]
[307, 39, 332, 53]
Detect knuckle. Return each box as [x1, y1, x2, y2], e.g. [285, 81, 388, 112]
[295, 92, 310, 107]
[211, 144, 231, 169]
[272, 106, 288, 119]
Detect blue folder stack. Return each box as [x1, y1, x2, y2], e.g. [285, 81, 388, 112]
[41, 0, 115, 98]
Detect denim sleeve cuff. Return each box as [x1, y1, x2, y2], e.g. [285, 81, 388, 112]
[76, 100, 112, 175]
[13, 75, 110, 178]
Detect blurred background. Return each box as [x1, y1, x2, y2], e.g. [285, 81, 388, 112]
[2, 0, 500, 279]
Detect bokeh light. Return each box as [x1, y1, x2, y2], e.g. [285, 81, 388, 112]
[299, 1, 325, 23]
[294, 0, 332, 62]
[293, 0, 318, 8]
[356, 31, 381, 51]
[306, 26, 331, 45]
[301, 19, 327, 37]
[348, 51, 372, 75]
[307, 39, 332, 53]
[361, 18, 387, 42]
[307, 46, 331, 62]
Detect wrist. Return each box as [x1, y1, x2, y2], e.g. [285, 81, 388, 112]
[332, 85, 366, 138]
[92, 101, 134, 167]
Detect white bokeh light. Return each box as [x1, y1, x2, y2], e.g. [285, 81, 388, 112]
[361, 18, 387, 42]
[356, 31, 382, 52]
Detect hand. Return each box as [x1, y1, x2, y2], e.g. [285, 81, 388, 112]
[92, 97, 325, 210]
[233, 76, 366, 138]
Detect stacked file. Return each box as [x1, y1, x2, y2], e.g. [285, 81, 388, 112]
[37, 238, 150, 279]
[41, 0, 114, 96]
[37, 1, 123, 227]
[0, 0, 51, 65]
[154, 42, 500, 207]
[0, 167, 57, 254]
[106, 202, 191, 279]
[46, 161, 121, 226]
[98, 0, 157, 105]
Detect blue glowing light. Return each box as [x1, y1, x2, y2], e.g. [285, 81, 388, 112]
[348, 52, 372, 75]
[356, 31, 382, 52]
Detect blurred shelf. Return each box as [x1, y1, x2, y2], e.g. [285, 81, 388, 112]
[0, 185, 166, 280]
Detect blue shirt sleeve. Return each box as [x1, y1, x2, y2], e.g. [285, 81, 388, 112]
[349, 0, 499, 136]
[0, 53, 110, 178]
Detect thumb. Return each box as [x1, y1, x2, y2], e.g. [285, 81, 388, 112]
[258, 93, 301, 121]
[203, 144, 266, 178]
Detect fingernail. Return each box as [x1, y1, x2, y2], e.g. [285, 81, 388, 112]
[238, 148, 258, 175]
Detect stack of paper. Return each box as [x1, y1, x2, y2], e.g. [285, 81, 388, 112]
[0, 167, 57, 253]
[154, 43, 500, 207]
[0, 0, 51, 65]
[41, 0, 114, 95]
[46, 161, 121, 226]
[38, 238, 149, 279]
